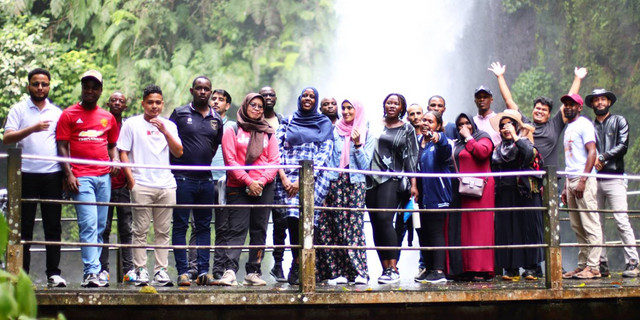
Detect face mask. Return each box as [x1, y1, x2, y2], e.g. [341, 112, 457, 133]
[594, 106, 609, 116]
[563, 108, 579, 120]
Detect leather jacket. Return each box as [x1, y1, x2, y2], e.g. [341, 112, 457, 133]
[594, 113, 628, 174]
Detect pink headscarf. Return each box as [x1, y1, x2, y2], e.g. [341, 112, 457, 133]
[335, 99, 367, 168]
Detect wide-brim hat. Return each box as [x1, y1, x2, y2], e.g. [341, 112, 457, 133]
[490, 109, 535, 143]
[585, 88, 616, 108]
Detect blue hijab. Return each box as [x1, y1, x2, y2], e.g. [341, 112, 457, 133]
[285, 86, 334, 146]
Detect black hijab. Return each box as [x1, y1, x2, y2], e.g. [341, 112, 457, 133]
[453, 113, 493, 166]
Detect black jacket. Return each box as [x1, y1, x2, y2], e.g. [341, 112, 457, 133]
[594, 113, 628, 174]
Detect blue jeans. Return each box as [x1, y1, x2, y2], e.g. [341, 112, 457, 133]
[173, 177, 214, 275]
[72, 174, 110, 275]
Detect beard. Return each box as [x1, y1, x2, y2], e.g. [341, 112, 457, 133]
[563, 108, 579, 120]
[594, 106, 609, 116]
[30, 94, 47, 102]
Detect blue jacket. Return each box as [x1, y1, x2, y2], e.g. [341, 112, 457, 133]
[419, 132, 453, 208]
[327, 128, 374, 184]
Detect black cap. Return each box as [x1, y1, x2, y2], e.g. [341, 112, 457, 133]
[474, 86, 493, 97]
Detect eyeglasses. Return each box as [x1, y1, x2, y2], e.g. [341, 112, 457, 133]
[249, 102, 263, 110]
[31, 82, 50, 88]
[499, 121, 515, 130]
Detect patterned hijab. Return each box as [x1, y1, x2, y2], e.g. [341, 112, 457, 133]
[335, 99, 367, 168]
[285, 87, 334, 146]
[236, 93, 274, 165]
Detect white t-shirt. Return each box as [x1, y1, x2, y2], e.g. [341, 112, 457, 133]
[117, 115, 180, 189]
[474, 111, 501, 146]
[563, 116, 596, 178]
[4, 98, 62, 173]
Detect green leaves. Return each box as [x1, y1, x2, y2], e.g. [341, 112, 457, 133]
[15, 270, 37, 318]
[0, 215, 37, 320]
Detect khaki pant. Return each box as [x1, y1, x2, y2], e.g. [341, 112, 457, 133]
[131, 184, 176, 273]
[566, 177, 602, 268]
[597, 178, 639, 263]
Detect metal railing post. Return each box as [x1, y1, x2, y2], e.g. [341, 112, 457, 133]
[298, 160, 316, 294]
[542, 165, 562, 290]
[6, 148, 23, 274]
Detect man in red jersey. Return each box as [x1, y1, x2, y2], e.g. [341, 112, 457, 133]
[56, 70, 120, 288]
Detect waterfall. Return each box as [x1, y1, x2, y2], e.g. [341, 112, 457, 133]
[320, 0, 479, 129]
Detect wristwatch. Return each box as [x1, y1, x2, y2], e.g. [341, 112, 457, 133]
[598, 154, 605, 162]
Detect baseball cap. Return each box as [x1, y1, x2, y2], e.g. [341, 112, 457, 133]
[81, 69, 103, 85]
[474, 86, 493, 97]
[560, 93, 584, 106]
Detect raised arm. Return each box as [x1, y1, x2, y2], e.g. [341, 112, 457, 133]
[489, 62, 518, 110]
[568, 67, 588, 95]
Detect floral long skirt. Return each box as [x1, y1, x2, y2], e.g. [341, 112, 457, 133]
[315, 173, 369, 282]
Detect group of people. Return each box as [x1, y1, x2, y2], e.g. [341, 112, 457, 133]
[5, 63, 638, 289]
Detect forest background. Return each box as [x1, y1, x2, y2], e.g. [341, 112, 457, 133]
[1, 0, 640, 278]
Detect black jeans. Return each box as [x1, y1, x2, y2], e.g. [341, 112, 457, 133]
[99, 186, 133, 274]
[271, 207, 288, 264]
[22, 171, 63, 277]
[220, 183, 274, 274]
[366, 179, 401, 261]
[417, 206, 446, 271]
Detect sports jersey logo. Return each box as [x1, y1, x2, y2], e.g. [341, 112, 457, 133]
[210, 120, 218, 131]
[101, 118, 108, 127]
[78, 130, 104, 137]
[76, 118, 84, 124]
[187, 118, 193, 124]
[237, 135, 250, 144]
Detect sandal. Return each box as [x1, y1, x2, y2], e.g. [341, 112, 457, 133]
[574, 266, 601, 279]
[562, 267, 583, 279]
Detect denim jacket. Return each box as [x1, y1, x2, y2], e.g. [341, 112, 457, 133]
[327, 128, 374, 184]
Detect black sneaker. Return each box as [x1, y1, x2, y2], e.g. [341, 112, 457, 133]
[600, 261, 610, 277]
[187, 269, 199, 281]
[287, 264, 299, 285]
[414, 268, 428, 281]
[271, 264, 287, 283]
[424, 270, 447, 284]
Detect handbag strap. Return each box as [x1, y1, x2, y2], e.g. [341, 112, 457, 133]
[451, 144, 487, 183]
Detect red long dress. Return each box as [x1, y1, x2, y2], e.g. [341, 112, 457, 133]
[457, 137, 495, 275]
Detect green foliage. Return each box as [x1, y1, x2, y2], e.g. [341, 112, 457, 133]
[504, 0, 640, 208]
[0, 215, 38, 320]
[511, 66, 554, 116]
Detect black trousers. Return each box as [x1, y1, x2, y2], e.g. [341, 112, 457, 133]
[21, 171, 63, 277]
[219, 183, 274, 274]
[271, 207, 288, 264]
[417, 206, 446, 271]
[366, 179, 401, 261]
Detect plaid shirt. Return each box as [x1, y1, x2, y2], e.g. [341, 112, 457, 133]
[274, 117, 334, 218]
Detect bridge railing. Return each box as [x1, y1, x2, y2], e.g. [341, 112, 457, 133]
[4, 147, 640, 294]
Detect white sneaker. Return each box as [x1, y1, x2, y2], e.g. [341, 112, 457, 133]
[378, 268, 401, 284]
[48, 275, 67, 287]
[153, 268, 174, 287]
[218, 270, 238, 286]
[98, 270, 110, 287]
[123, 269, 137, 283]
[243, 273, 267, 286]
[352, 275, 368, 285]
[327, 276, 348, 285]
[136, 267, 150, 287]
